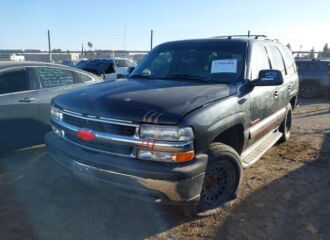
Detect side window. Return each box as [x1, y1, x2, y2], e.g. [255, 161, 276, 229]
[0, 68, 29, 94]
[251, 45, 271, 80]
[38, 67, 75, 88]
[269, 46, 285, 73]
[75, 72, 93, 83]
[280, 46, 296, 75]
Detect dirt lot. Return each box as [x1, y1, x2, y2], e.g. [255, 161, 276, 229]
[0, 99, 329, 240]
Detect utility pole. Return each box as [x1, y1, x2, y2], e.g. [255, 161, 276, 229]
[48, 30, 52, 62]
[150, 30, 153, 50]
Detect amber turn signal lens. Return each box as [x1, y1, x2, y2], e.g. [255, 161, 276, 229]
[175, 151, 195, 163]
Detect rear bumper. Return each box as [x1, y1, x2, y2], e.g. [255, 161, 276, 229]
[45, 132, 208, 204]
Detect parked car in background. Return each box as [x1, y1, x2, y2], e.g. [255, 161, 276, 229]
[61, 60, 76, 67]
[296, 59, 330, 98]
[74, 59, 89, 69]
[76, 58, 137, 81]
[0, 61, 103, 153]
[46, 36, 298, 217]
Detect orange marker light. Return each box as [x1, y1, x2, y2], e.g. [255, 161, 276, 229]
[175, 151, 195, 163]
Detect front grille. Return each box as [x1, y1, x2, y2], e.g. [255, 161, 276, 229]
[65, 131, 133, 156]
[63, 114, 136, 136]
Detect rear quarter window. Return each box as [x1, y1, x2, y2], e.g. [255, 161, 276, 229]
[280, 46, 296, 75]
[269, 46, 285, 73]
[75, 72, 93, 83]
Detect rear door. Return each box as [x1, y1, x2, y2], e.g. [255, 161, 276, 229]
[280, 45, 299, 104]
[0, 67, 40, 152]
[267, 45, 289, 111]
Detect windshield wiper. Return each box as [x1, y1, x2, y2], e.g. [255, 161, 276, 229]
[164, 74, 210, 83]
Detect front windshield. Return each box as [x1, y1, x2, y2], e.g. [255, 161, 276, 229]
[130, 41, 246, 82]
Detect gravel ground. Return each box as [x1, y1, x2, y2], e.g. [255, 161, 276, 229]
[0, 99, 329, 240]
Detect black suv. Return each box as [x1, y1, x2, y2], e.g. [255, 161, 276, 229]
[45, 36, 299, 216]
[296, 59, 330, 98]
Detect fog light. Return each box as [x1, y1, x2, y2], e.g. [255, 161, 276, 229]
[51, 125, 63, 137]
[137, 150, 194, 163]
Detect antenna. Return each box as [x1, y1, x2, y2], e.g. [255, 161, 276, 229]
[248, 30, 250, 38]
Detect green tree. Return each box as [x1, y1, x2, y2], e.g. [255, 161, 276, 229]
[320, 43, 330, 58]
[87, 41, 93, 50]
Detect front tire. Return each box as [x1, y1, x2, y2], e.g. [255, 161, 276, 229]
[182, 143, 242, 217]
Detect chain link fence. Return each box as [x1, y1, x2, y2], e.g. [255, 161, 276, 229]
[293, 55, 330, 102]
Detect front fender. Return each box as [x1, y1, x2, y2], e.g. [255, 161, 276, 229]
[180, 95, 250, 154]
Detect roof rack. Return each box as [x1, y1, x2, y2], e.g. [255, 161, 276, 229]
[212, 35, 268, 40]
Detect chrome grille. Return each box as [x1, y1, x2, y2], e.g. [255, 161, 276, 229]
[65, 131, 133, 155]
[58, 110, 139, 157]
[62, 114, 136, 136]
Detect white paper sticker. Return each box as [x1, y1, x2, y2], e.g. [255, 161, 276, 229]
[211, 59, 237, 73]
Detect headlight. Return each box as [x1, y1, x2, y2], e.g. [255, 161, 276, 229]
[50, 105, 63, 121]
[139, 125, 194, 141]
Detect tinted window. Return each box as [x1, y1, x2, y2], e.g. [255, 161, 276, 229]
[76, 72, 93, 82]
[38, 67, 74, 88]
[269, 46, 285, 72]
[131, 42, 246, 82]
[0, 69, 29, 94]
[251, 45, 271, 79]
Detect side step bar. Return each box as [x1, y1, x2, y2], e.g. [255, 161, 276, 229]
[241, 129, 283, 168]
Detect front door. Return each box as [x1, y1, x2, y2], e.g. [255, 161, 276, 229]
[248, 44, 280, 145]
[0, 67, 40, 152]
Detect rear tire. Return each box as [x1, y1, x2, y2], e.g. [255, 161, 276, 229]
[182, 143, 242, 217]
[278, 104, 292, 144]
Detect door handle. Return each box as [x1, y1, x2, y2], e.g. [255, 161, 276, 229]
[274, 91, 279, 98]
[19, 97, 36, 103]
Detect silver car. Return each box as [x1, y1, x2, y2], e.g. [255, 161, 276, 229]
[0, 61, 103, 153]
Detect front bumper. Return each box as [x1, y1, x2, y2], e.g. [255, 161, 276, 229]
[45, 132, 208, 204]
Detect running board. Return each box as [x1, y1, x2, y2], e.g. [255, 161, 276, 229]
[241, 129, 283, 168]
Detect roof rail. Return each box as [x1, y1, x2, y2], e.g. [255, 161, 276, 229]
[212, 35, 268, 40]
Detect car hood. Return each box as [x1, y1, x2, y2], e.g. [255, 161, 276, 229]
[53, 79, 236, 124]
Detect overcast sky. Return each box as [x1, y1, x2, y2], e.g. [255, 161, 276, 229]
[1, 0, 329, 51]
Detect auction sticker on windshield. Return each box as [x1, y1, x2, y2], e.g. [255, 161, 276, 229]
[211, 59, 237, 73]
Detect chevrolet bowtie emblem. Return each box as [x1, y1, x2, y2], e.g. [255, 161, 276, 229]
[76, 129, 96, 141]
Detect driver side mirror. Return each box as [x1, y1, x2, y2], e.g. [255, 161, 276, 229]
[251, 70, 284, 86]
